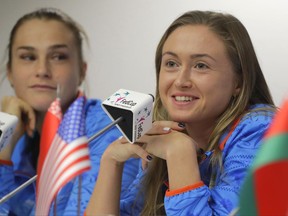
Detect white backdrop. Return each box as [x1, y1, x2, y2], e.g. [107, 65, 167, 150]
[1, 0, 287, 106]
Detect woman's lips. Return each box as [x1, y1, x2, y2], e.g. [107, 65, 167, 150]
[173, 95, 199, 102]
[175, 95, 195, 102]
[31, 84, 57, 91]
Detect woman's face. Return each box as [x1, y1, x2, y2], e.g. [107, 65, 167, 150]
[159, 25, 240, 125]
[8, 19, 86, 112]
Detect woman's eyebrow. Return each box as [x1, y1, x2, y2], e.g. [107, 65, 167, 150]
[190, 53, 216, 62]
[162, 51, 178, 58]
[162, 51, 216, 62]
[16, 44, 69, 52]
[16, 46, 35, 51]
[48, 44, 69, 50]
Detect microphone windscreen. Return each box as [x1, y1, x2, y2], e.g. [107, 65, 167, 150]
[102, 89, 154, 143]
[0, 112, 18, 152]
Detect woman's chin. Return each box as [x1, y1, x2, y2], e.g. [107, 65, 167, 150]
[31, 101, 54, 113]
[169, 115, 190, 123]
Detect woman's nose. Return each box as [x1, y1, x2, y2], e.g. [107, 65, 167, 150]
[35, 58, 51, 78]
[174, 67, 192, 88]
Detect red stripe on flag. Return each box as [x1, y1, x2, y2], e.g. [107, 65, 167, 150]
[40, 160, 90, 213]
[55, 143, 89, 170]
[255, 160, 288, 215]
[49, 161, 91, 205]
[51, 155, 90, 195]
[37, 137, 90, 213]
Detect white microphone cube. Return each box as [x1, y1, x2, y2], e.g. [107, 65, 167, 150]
[0, 112, 18, 152]
[102, 89, 154, 143]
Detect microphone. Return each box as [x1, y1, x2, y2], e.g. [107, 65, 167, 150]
[0, 112, 18, 152]
[0, 89, 154, 204]
[102, 88, 154, 143]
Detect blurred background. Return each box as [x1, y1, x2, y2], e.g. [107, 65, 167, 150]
[1, 0, 287, 106]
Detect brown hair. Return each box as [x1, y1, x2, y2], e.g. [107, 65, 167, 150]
[2, 7, 89, 169]
[140, 10, 274, 215]
[6, 7, 88, 73]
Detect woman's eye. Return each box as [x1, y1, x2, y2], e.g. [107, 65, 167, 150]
[166, 60, 178, 67]
[51, 53, 68, 61]
[20, 54, 36, 61]
[195, 63, 208, 69]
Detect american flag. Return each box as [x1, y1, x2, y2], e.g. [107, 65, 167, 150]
[36, 96, 91, 215]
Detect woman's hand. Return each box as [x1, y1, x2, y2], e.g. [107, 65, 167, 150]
[0, 96, 36, 160]
[143, 130, 197, 160]
[102, 121, 186, 164]
[137, 121, 197, 160]
[139, 121, 201, 190]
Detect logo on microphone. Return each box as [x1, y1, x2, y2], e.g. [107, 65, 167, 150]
[107, 90, 137, 109]
[136, 107, 152, 139]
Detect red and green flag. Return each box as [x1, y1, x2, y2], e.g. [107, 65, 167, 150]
[239, 100, 288, 215]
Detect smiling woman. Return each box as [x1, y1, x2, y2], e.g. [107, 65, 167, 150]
[85, 10, 276, 216]
[0, 7, 139, 215]
[159, 25, 239, 125]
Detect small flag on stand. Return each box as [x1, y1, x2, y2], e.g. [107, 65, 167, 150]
[36, 97, 62, 190]
[36, 96, 91, 215]
[239, 100, 288, 215]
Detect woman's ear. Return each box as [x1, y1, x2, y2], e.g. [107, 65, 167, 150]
[79, 62, 87, 85]
[6, 65, 13, 88]
[234, 86, 241, 97]
[233, 76, 241, 97]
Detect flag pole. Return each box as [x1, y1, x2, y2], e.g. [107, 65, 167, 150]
[87, 116, 123, 141]
[0, 175, 37, 204]
[0, 116, 124, 205]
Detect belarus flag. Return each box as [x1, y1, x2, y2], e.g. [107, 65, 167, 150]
[239, 100, 288, 215]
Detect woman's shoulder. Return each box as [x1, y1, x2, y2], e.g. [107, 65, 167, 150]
[225, 104, 275, 148]
[240, 103, 275, 124]
[84, 98, 121, 138]
[222, 104, 275, 156]
[85, 98, 108, 118]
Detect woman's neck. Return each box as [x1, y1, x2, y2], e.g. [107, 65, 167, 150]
[185, 122, 214, 151]
[35, 111, 46, 135]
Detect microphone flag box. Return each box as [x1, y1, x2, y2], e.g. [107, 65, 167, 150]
[0, 112, 18, 152]
[102, 89, 154, 143]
